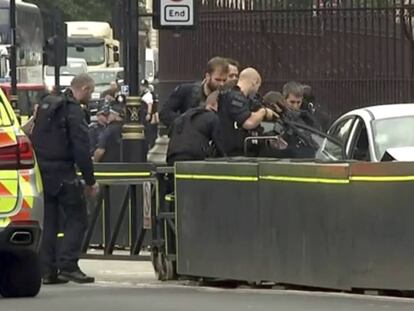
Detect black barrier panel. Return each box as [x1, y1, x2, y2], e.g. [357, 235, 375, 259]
[175, 161, 262, 281]
[258, 162, 351, 289]
[345, 162, 414, 290]
[174, 160, 414, 291]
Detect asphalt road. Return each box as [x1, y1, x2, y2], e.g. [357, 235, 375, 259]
[2, 260, 414, 311]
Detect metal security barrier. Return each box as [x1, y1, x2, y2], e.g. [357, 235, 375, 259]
[151, 166, 177, 280]
[172, 159, 414, 291]
[81, 163, 157, 261]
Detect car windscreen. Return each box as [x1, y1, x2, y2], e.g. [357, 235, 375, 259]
[89, 71, 118, 85]
[67, 40, 105, 66]
[372, 115, 414, 159]
[45, 62, 87, 76]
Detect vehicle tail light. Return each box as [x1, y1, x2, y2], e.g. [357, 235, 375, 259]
[0, 135, 34, 170]
[17, 135, 35, 169]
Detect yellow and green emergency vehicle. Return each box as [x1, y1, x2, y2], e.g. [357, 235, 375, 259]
[0, 87, 43, 298]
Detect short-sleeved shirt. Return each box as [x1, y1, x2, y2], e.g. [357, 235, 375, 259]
[217, 86, 252, 156]
[97, 120, 123, 162]
[141, 91, 154, 106]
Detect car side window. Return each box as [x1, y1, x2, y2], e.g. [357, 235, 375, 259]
[329, 118, 355, 143]
[317, 118, 355, 160]
[349, 118, 370, 161]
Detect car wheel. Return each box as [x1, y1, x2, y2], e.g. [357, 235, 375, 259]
[0, 252, 41, 298]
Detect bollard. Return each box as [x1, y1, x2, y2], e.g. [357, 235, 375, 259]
[147, 124, 169, 164]
[121, 96, 147, 163]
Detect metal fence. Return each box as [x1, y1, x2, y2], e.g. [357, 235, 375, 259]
[159, 0, 414, 119]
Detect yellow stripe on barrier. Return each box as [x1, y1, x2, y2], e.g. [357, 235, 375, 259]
[350, 175, 414, 182]
[175, 174, 258, 182]
[57, 233, 64, 238]
[260, 175, 350, 184]
[78, 172, 151, 177]
[95, 172, 151, 177]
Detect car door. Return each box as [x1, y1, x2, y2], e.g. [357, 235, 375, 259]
[347, 117, 371, 161]
[317, 116, 356, 160]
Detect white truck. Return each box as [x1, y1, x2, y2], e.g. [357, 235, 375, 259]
[66, 21, 120, 70]
[43, 57, 88, 92]
[145, 48, 158, 84]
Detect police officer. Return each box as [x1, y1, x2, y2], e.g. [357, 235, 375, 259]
[140, 79, 159, 149]
[88, 103, 110, 155]
[301, 84, 331, 132]
[93, 103, 124, 163]
[282, 81, 321, 130]
[166, 92, 225, 165]
[217, 67, 277, 156]
[31, 74, 98, 284]
[159, 56, 229, 128]
[226, 58, 240, 83]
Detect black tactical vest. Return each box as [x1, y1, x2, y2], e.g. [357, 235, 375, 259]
[167, 108, 212, 163]
[217, 87, 250, 156]
[31, 94, 72, 165]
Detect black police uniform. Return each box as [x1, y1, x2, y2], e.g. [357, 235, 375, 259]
[31, 90, 95, 280]
[159, 82, 207, 128]
[301, 99, 331, 133]
[217, 85, 252, 156]
[166, 107, 225, 165]
[97, 119, 123, 163]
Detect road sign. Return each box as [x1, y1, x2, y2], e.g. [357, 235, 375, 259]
[121, 84, 130, 96]
[153, 0, 197, 29]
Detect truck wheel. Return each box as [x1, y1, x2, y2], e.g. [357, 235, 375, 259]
[0, 253, 41, 298]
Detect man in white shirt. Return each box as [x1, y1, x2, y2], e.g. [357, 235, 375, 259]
[140, 80, 159, 148]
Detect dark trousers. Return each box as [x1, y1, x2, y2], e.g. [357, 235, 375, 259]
[40, 180, 88, 275]
[145, 123, 158, 149]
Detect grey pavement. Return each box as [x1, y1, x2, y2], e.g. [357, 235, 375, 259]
[2, 260, 414, 311]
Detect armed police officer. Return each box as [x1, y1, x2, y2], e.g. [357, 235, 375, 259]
[31, 74, 98, 284]
[216, 67, 277, 156]
[166, 91, 225, 165]
[282, 81, 321, 130]
[159, 57, 229, 128]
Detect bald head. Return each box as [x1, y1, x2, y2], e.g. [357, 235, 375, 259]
[237, 67, 262, 96]
[239, 68, 261, 83]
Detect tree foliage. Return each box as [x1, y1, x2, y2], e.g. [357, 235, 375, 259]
[26, 0, 147, 22]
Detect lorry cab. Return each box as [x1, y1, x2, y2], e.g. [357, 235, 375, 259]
[66, 21, 120, 70]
